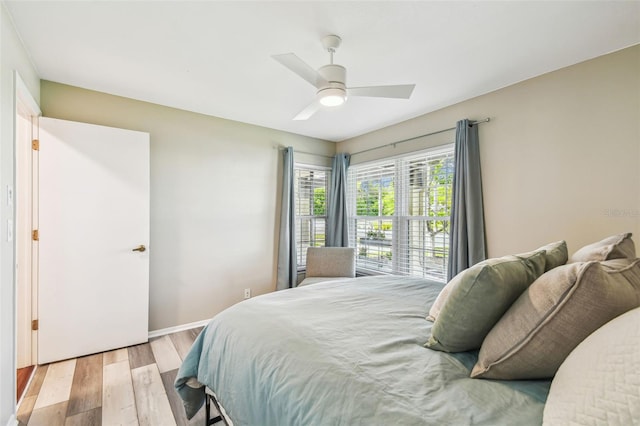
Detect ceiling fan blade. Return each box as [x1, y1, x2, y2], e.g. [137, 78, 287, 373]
[347, 84, 415, 99]
[272, 53, 327, 88]
[293, 100, 321, 121]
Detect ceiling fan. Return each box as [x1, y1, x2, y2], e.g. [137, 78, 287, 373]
[272, 35, 416, 120]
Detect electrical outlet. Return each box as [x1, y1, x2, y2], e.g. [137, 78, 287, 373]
[243, 288, 251, 299]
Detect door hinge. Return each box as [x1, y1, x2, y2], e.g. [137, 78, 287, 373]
[31, 319, 38, 331]
[32, 230, 39, 241]
[32, 139, 39, 151]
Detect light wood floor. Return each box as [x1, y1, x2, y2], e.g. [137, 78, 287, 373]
[17, 327, 221, 426]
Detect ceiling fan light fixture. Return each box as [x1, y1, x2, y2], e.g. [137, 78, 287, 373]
[318, 87, 346, 107]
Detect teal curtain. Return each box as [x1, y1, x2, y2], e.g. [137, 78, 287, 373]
[326, 153, 351, 247]
[276, 147, 297, 290]
[447, 119, 487, 281]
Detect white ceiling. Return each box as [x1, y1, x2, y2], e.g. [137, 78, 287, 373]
[5, 1, 639, 142]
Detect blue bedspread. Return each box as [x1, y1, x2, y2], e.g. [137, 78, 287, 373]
[176, 275, 550, 425]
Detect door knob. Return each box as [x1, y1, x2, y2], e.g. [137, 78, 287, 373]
[132, 245, 146, 252]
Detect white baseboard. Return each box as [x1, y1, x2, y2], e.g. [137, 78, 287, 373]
[6, 414, 18, 426]
[148, 318, 210, 339]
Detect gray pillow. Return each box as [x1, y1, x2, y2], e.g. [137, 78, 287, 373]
[537, 240, 568, 271]
[472, 258, 640, 380]
[425, 250, 546, 353]
[569, 232, 635, 262]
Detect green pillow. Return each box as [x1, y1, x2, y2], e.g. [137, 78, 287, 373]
[426, 241, 564, 329]
[425, 251, 546, 353]
[537, 240, 568, 271]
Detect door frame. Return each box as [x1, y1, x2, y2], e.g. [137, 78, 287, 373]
[14, 71, 41, 374]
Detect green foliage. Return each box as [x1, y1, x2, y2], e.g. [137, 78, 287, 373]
[381, 183, 395, 216]
[375, 222, 392, 231]
[313, 187, 326, 216]
[356, 180, 394, 216]
[424, 158, 453, 235]
[365, 230, 385, 240]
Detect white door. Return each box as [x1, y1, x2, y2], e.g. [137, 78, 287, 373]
[38, 117, 150, 364]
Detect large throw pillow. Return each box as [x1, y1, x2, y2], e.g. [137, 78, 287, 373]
[537, 240, 568, 271]
[425, 251, 546, 353]
[569, 232, 635, 262]
[542, 307, 640, 425]
[427, 250, 546, 322]
[471, 258, 640, 380]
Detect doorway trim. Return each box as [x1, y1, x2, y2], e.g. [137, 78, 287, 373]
[14, 71, 41, 407]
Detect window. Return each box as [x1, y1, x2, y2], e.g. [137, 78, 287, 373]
[294, 165, 330, 269]
[347, 146, 454, 281]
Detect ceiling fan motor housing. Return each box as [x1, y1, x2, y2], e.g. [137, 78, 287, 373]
[317, 64, 347, 93]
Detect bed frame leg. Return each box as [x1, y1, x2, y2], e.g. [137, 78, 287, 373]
[205, 393, 224, 425]
[205, 393, 210, 424]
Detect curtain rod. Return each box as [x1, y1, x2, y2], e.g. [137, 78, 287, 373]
[349, 118, 490, 157]
[295, 150, 334, 159]
[278, 117, 490, 159]
[275, 146, 334, 159]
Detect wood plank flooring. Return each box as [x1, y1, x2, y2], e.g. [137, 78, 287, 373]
[17, 327, 220, 426]
[17, 366, 35, 402]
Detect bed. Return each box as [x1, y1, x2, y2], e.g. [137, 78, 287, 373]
[175, 275, 550, 425]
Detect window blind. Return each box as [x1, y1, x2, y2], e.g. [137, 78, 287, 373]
[347, 146, 454, 281]
[294, 166, 330, 268]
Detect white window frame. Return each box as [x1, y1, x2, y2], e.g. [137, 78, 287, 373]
[347, 145, 454, 281]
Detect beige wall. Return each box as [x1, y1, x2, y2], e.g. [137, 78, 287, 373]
[1, 3, 41, 424]
[338, 45, 640, 258]
[40, 81, 335, 331]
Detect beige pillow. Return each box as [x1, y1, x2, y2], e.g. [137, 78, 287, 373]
[537, 240, 568, 271]
[471, 258, 640, 380]
[542, 307, 640, 425]
[425, 251, 545, 353]
[426, 280, 452, 322]
[569, 232, 635, 262]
